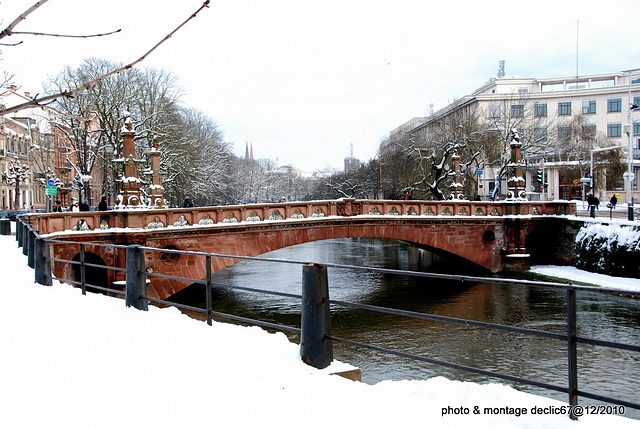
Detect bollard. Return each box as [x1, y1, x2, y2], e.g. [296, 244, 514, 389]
[34, 237, 53, 286]
[125, 245, 148, 311]
[300, 263, 333, 369]
[16, 219, 21, 244]
[0, 219, 10, 235]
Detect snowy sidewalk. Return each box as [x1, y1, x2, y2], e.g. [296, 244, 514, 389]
[0, 235, 638, 428]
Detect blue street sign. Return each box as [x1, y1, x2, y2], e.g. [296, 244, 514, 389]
[475, 168, 484, 175]
[47, 179, 55, 187]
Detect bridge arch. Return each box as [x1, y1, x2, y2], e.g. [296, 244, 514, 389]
[68, 252, 109, 293]
[141, 218, 506, 300]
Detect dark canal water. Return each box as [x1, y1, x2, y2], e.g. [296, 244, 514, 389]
[175, 238, 640, 419]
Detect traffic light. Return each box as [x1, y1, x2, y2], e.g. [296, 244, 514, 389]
[536, 170, 543, 183]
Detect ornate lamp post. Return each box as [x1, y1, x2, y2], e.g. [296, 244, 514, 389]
[506, 129, 526, 201]
[148, 139, 166, 208]
[115, 114, 144, 208]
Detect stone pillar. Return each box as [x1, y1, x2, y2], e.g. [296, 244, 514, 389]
[507, 129, 526, 200]
[118, 115, 143, 208]
[149, 140, 166, 208]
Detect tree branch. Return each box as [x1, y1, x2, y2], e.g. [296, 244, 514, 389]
[1, 0, 211, 116]
[0, 0, 50, 40]
[9, 29, 122, 39]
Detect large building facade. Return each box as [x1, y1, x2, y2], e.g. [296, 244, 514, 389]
[405, 68, 640, 203]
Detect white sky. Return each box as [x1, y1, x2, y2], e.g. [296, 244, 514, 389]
[2, 0, 640, 172]
[1, 231, 639, 427]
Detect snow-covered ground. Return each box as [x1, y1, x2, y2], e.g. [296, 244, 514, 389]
[0, 233, 638, 428]
[530, 265, 640, 292]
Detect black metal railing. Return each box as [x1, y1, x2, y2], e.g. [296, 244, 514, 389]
[14, 217, 640, 420]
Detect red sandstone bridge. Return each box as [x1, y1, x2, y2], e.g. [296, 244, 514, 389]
[27, 198, 573, 301]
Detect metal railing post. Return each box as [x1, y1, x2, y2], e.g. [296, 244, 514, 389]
[205, 255, 213, 326]
[567, 288, 579, 420]
[34, 237, 52, 286]
[21, 223, 29, 256]
[27, 228, 35, 268]
[300, 263, 333, 369]
[125, 244, 148, 310]
[79, 243, 87, 295]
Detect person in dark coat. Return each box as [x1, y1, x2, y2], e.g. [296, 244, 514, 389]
[53, 200, 63, 212]
[98, 197, 108, 211]
[610, 194, 617, 209]
[79, 201, 90, 211]
[183, 197, 194, 208]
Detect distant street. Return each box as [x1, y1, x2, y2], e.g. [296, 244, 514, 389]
[572, 202, 639, 221]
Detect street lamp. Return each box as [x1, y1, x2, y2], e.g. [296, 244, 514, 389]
[625, 71, 639, 220]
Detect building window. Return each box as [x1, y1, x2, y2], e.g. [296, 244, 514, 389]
[635, 96, 640, 109]
[534, 103, 547, 117]
[511, 104, 524, 118]
[607, 98, 622, 113]
[558, 102, 572, 116]
[534, 127, 547, 142]
[518, 87, 529, 93]
[488, 104, 501, 118]
[582, 124, 597, 139]
[607, 123, 622, 138]
[558, 126, 572, 141]
[634, 121, 640, 136]
[582, 100, 596, 114]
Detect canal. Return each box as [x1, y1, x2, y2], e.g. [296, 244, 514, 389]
[174, 238, 640, 419]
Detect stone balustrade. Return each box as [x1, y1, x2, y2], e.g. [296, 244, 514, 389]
[26, 198, 575, 235]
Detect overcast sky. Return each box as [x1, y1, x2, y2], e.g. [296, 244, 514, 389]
[2, 0, 639, 172]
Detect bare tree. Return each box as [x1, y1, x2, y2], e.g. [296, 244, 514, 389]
[386, 106, 484, 200]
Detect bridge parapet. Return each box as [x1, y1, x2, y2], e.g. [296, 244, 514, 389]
[27, 198, 574, 235]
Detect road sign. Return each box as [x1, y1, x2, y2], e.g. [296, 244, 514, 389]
[47, 179, 55, 187]
[623, 172, 636, 181]
[475, 168, 484, 175]
[45, 186, 58, 196]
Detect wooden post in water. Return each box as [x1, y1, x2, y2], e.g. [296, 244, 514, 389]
[300, 263, 333, 369]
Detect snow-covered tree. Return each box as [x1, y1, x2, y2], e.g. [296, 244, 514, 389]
[2, 159, 29, 209]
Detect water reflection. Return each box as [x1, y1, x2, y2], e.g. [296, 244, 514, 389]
[173, 238, 639, 418]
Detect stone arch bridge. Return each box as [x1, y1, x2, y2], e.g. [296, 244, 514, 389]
[28, 198, 574, 301]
